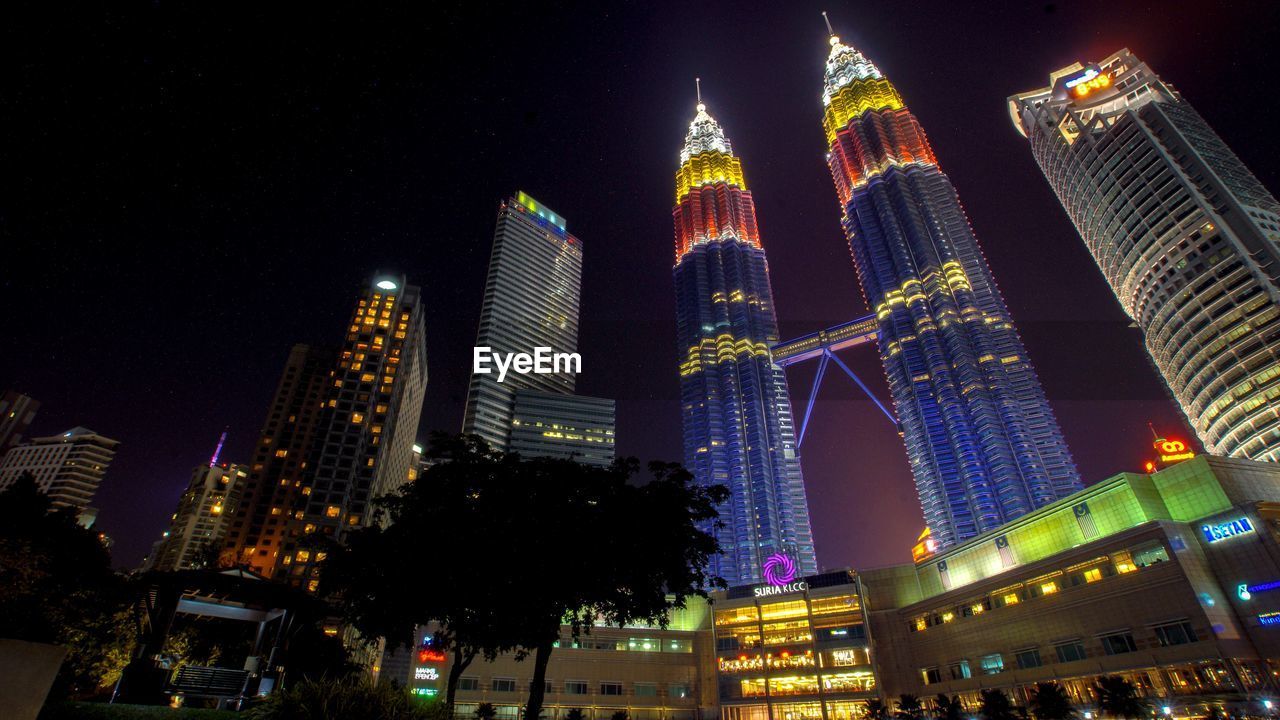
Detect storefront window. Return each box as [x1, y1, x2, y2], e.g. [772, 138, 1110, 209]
[717, 607, 759, 626]
[762, 620, 813, 646]
[810, 595, 859, 615]
[769, 676, 820, 696]
[761, 600, 809, 621]
[824, 671, 876, 693]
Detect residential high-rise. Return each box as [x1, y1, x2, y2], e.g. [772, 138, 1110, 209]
[0, 426, 118, 511]
[463, 192, 582, 450]
[224, 344, 332, 578]
[286, 274, 427, 589]
[225, 275, 428, 586]
[147, 461, 247, 572]
[672, 95, 817, 585]
[818, 26, 1082, 548]
[463, 192, 615, 458]
[1010, 49, 1280, 463]
[0, 391, 40, 459]
[509, 389, 615, 466]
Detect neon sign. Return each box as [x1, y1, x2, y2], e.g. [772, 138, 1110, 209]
[1201, 517, 1254, 543]
[1259, 612, 1280, 626]
[1065, 68, 1112, 99]
[414, 667, 439, 681]
[417, 636, 446, 664]
[1157, 439, 1195, 464]
[763, 553, 798, 586]
[754, 581, 808, 598]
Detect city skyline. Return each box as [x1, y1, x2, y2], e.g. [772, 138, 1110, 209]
[3, 2, 1276, 570]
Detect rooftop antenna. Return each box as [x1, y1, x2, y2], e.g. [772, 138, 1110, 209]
[1147, 422, 1161, 440]
[822, 11, 835, 36]
[209, 427, 228, 467]
[695, 77, 703, 108]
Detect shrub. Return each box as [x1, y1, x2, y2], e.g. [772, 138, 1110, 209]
[248, 676, 444, 720]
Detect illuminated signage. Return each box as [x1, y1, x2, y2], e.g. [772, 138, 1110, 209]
[762, 553, 798, 586]
[1201, 517, 1254, 543]
[831, 649, 859, 667]
[411, 688, 439, 697]
[911, 527, 937, 563]
[1240, 580, 1280, 601]
[754, 581, 808, 598]
[1157, 439, 1195, 464]
[414, 667, 440, 681]
[1065, 67, 1112, 99]
[1259, 612, 1280, 626]
[417, 636, 446, 664]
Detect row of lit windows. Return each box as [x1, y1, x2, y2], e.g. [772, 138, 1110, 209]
[909, 542, 1169, 632]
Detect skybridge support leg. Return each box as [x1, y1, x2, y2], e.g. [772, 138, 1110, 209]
[796, 351, 830, 448]
[825, 349, 897, 426]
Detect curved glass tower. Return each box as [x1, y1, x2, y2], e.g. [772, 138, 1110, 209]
[673, 98, 817, 585]
[819, 30, 1082, 548]
[1010, 49, 1280, 463]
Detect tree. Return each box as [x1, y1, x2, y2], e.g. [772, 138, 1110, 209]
[321, 432, 728, 720]
[0, 474, 134, 697]
[866, 700, 891, 720]
[611, 711, 630, 720]
[475, 703, 498, 720]
[897, 694, 925, 720]
[1029, 683, 1078, 720]
[1093, 677, 1150, 719]
[981, 689, 1020, 720]
[564, 709, 586, 720]
[935, 694, 965, 720]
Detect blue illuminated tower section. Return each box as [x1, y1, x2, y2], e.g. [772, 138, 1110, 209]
[672, 98, 817, 586]
[819, 28, 1082, 548]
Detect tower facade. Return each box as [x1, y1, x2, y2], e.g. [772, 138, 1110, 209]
[223, 343, 332, 578]
[819, 30, 1082, 548]
[1010, 49, 1280, 463]
[0, 426, 118, 511]
[673, 99, 817, 585]
[149, 462, 247, 572]
[0, 391, 40, 459]
[463, 193, 583, 450]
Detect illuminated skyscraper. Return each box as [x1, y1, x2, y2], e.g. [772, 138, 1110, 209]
[147, 460, 247, 572]
[226, 275, 427, 586]
[0, 391, 40, 460]
[0, 426, 118, 511]
[463, 192, 614, 459]
[673, 94, 817, 585]
[819, 24, 1081, 548]
[1010, 49, 1280, 463]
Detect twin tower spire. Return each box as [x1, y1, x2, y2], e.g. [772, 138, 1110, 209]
[673, 16, 1082, 584]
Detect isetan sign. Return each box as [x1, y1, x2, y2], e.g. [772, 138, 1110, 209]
[1201, 517, 1254, 544]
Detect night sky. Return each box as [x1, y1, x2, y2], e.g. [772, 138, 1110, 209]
[4, 2, 1279, 570]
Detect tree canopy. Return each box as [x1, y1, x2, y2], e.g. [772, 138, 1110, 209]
[1029, 682, 1078, 720]
[1094, 676, 1150, 719]
[320, 432, 728, 718]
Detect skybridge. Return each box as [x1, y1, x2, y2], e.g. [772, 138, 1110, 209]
[770, 314, 898, 446]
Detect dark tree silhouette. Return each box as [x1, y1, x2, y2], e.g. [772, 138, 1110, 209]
[866, 699, 891, 720]
[1029, 682, 1078, 720]
[897, 694, 925, 720]
[564, 709, 586, 720]
[981, 689, 1020, 720]
[321, 431, 727, 720]
[0, 473, 134, 696]
[935, 694, 965, 720]
[475, 702, 498, 720]
[1094, 676, 1150, 719]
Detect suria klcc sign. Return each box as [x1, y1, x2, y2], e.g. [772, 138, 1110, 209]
[753, 553, 807, 597]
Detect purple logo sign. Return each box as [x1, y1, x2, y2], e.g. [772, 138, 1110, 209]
[762, 553, 797, 587]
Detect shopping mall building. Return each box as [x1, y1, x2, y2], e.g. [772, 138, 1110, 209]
[392, 455, 1280, 719]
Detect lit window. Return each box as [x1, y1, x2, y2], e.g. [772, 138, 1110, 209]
[307, 580, 319, 592]
[1040, 582, 1058, 595]
[941, 612, 955, 623]
[325, 506, 341, 518]
[351, 413, 364, 424]
[275, 449, 288, 458]
[296, 550, 311, 562]
[1084, 568, 1103, 583]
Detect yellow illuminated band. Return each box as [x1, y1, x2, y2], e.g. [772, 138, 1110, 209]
[823, 77, 905, 145]
[675, 151, 748, 203]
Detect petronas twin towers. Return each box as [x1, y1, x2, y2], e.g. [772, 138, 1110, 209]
[674, 23, 1082, 585]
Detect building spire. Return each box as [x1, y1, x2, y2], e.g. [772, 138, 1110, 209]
[209, 427, 228, 467]
[822, 11, 835, 38]
[696, 76, 702, 107]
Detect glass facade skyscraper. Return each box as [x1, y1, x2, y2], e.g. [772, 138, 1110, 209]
[463, 192, 587, 452]
[1010, 49, 1280, 463]
[819, 30, 1082, 548]
[672, 99, 817, 586]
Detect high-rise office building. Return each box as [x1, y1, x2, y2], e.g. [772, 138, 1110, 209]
[818, 27, 1082, 548]
[509, 389, 615, 466]
[224, 343, 333, 578]
[0, 391, 40, 459]
[147, 461, 247, 572]
[1010, 49, 1280, 463]
[0, 426, 118, 511]
[672, 97, 817, 585]
[464, 193, 583, 450]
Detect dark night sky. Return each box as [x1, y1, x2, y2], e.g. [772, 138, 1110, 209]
[3, 1, 1279, 570]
